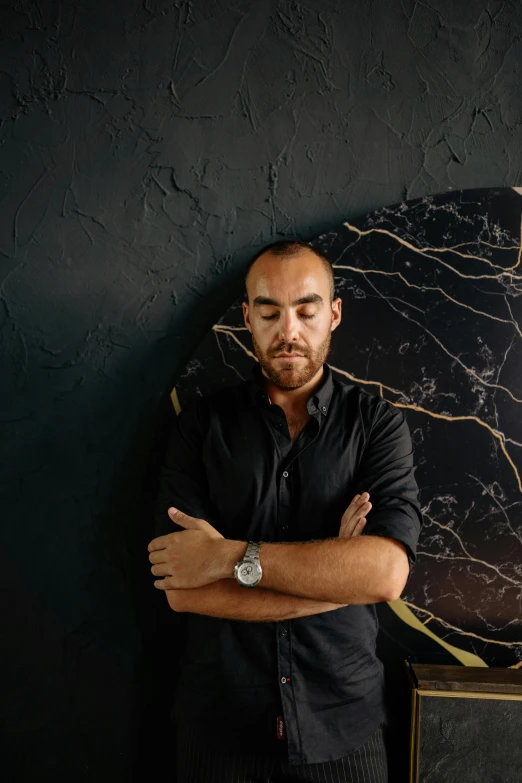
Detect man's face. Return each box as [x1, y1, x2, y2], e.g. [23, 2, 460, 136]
[242, 249, 342, 391]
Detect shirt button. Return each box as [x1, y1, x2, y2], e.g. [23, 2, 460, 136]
[281, 524, 288, 531]
[281, 677, 287, 684]
[280, 629, 287, 637]
[282, 471, 289, 478]
[322, 406, 326, 411]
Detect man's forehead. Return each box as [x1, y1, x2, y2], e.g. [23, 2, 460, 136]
[253, 292, 324, 307]
[250, 259, 327, 296]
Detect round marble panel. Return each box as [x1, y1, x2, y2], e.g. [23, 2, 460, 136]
[174, 187, 522, 669]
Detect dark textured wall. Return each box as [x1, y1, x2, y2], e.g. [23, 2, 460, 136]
[2, 1, 522, 781]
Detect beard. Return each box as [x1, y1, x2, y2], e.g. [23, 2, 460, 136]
[251, 327, 333, 391]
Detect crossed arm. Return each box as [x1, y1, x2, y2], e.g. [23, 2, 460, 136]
[164, 535, 409, 621]
[151, 397, 420, 623]
[166, 577, 346, 622]
[156, 495, 410, 621]
[158, 494, 366, 621]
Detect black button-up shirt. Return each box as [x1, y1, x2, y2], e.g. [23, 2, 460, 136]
[153, 361, 423, 765]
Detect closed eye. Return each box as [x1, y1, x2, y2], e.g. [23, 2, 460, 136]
[261, 314, 316, 320]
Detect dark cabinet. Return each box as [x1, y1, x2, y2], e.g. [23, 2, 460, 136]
[407, 662, 522, 782]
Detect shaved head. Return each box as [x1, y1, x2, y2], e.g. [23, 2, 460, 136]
[244, 240, 335, 304]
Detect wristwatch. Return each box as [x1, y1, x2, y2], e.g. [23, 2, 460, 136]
[234, 541, 263, 587]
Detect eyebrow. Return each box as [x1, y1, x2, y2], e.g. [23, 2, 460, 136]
[253, 293, 324, 307]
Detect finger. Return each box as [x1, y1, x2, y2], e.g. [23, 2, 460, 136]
[153, 574, 179, 589]
[340, 496, 371, 535]
[149, 550, 168, 564]
[345, 502, 370, 522]
[340, 512, 364, 537]
[340, 502, 369, 532]
[151, 562, 172, 577]
[168, 507, 211, 531]
[168, 507, 185, 522]
[347, 493, 370, 512]
[339, 514, 366, 539]
[147, 535, 170, 553]
[355, 518, 367, 535]
[168, 507, 198, 528]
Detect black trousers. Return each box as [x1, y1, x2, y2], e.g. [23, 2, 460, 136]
[175, 721, 388, 782]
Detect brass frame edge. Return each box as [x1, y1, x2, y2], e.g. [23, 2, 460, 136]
[405, 662, 420, 783]
[417, 689, 522, 701]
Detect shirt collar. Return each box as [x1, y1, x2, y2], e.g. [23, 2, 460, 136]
[247, 360, 334, 416]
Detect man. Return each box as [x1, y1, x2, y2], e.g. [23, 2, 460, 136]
[148, 239, 423, 782]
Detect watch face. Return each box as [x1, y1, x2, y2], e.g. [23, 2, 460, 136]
[237, 560, 261, 586]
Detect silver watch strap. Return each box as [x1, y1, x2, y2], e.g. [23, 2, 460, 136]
[244, 541, 260, 562]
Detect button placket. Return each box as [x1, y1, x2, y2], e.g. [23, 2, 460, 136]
[276, 622, 297, 757]
[278, 460, 292, 538]
[273, 425, 322, 762]
[277, 416, 321, 539]
[273, 416, 322, 758]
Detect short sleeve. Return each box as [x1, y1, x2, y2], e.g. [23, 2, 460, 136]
[354, 399, 423, 578]
[153, 398, 217, 539]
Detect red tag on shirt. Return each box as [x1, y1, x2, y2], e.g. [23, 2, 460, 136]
[276, 715, 286, 740]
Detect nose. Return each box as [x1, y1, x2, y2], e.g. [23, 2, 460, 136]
[279, 310, 300, 345]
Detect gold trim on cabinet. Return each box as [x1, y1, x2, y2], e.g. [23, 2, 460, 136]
[416, 689, 522, 701]
[410, 686, 420, 783]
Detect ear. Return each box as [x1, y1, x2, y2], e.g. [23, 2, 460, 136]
[242, 301, 252, 332]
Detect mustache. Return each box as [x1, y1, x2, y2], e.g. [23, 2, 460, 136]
[273, 348, 307, 355]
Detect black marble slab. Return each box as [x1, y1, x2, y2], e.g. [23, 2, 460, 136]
[175, 187, 522, 670]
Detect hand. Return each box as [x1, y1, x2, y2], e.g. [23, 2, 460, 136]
[147, 507, 227, 590]
[339, 492, 371, 539]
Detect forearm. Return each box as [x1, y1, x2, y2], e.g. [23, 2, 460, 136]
[167, 578, 346, 621]
[219, 535, 409, 604]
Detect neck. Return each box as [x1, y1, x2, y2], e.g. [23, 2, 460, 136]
[264, 364, 325, 410]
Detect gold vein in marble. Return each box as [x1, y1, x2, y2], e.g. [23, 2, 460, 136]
[442, 240, 521, 251]
[402, 600, 522, 650]
[211, 328, 522, 492]
[334, 263, 522, 340]
[388, 599, 487, 667]
[421, 513, 522, 587]
[360, 272, 522, 405]
[213, 325, 257, 360]
[468, 473, 522, 546]
[328, 364, 522, 494]
[407, 215, 522, 272]
[396, 404, 521, 491]
[417, 550, 522, 582]
[342, 219, 522, 280]
[171, 387, 181, 415]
